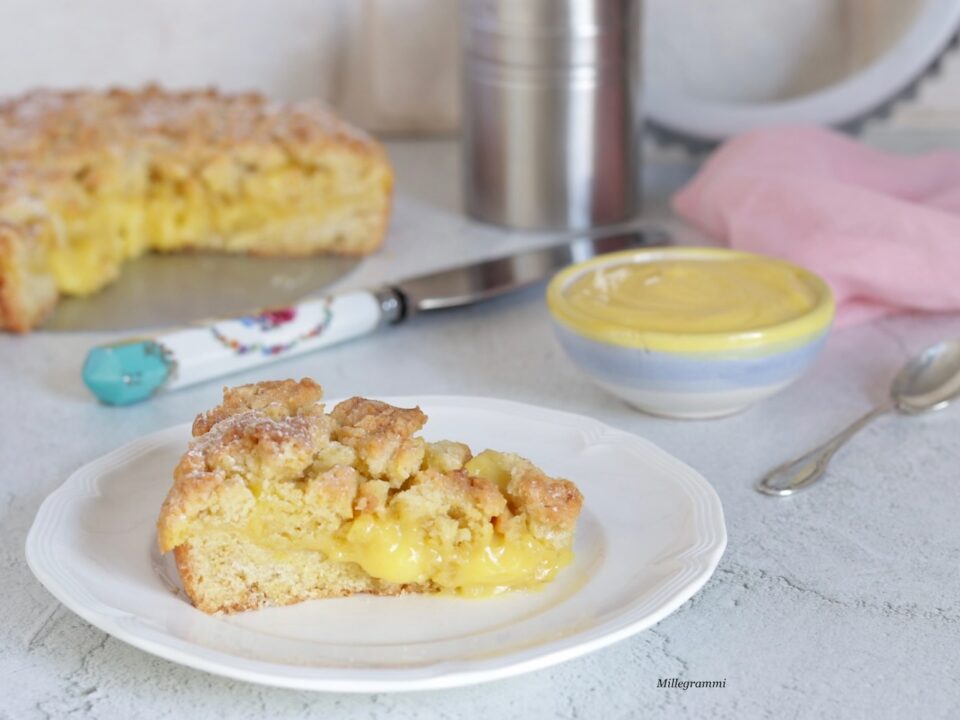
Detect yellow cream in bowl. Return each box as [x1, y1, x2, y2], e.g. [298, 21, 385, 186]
[547, 248, 834, 353]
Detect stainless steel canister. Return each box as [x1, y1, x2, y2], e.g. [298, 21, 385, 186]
[462, 0, 642, 230]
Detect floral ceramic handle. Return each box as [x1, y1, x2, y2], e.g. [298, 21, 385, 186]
[82, 289, 400, 405]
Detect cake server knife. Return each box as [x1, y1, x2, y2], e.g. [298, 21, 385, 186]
[82, 229, 667, 405]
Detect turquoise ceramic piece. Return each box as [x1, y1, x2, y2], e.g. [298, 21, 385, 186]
[82, 341, 173, 406]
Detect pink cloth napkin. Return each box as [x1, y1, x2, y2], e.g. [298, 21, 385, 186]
[673, 126, 960, 326]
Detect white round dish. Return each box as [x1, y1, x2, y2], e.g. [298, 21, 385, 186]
[25, 396, 726, 693]
[647, 0, 960, 144]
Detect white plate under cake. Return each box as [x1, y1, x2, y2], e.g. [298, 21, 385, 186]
[26, 395, 725, 692]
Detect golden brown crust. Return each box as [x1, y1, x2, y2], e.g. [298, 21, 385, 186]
[0, 86, 393, 331]
[507, 462, 584, 536]
[158, 416, 318, 552]
[159, 379, 335, 551]
[0, 222, 57, 332]
[330, 397, 428, 486]
[424, 440, 472, 473]
[0, 86, 382, 172]
[192, 378, 326, 436]
[397, 468, 508, 521]
[329, 397, 427, 437]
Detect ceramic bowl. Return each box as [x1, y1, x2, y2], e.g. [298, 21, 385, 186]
[546, 247, 835, 419]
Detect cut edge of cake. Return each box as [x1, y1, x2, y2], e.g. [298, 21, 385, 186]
[0, 86, 394, 332]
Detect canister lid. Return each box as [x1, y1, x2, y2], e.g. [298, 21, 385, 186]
[463, 0, 639, 67]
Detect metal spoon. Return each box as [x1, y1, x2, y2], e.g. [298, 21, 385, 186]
[756, 339, 960, 497]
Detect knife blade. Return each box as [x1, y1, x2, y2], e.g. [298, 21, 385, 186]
[394, 231, 664, 315]
[82, 228, 668, 405]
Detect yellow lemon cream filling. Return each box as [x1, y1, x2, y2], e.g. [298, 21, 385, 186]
[40, 152, 384, 297]
[232, 450, 573, 595]
[243, 506, 572, 596]
[170, 449, 573, 598]
[548, 248, 834, 353]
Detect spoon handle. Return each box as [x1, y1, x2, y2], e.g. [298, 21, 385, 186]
[755, 405, 892, 497]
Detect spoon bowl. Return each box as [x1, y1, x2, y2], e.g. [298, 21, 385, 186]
[891, 339, 960, 414]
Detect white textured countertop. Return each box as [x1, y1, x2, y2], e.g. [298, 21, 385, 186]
[3, 138, 960, 720]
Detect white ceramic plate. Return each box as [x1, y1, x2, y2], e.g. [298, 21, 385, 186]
[25, 397, 726, 692]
